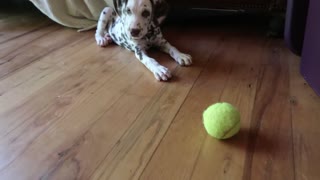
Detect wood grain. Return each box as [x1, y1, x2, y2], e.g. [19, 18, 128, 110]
[0, 11, 319, 180]
[140, 34, 261, 180]
[91, 28, 218, 180]
[289, 51, 320, 180]
[242, 42, 294, 180]
[0, 11, 52, 44]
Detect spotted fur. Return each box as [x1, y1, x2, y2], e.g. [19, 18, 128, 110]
[95, 0, 192, 81]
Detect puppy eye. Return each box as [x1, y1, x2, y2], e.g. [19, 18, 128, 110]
[126, 8, 131, 14]
[142, 10, 150, 18]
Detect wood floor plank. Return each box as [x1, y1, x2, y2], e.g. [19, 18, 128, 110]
[0, 48, 143, 180]
[0, 46, 128, 171]
[190, 68, 260, 179]
[90, 28, 219, 180]
[0, 32, 92, 101]
[0, 24, 58, 59]
[18, 28, 200, 180]
[0, 33, 97, 117]
[39, 65, 167, 180]
[139, 34, 260, 180]
[0, 36, 121, 128]
[289, 52, 320, 180]
[0, 11, 52, 44]
[34, 30, 194, 179]
[242, 42, 295, 180]
[0, 26, 84, 78]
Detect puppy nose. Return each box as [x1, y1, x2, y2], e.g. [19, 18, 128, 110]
[130, 28, 141, 37]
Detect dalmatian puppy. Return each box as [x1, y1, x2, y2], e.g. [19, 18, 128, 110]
[95, 0, 192, 81]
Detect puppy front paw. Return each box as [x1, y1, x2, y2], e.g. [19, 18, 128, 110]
[95, 34, 113, 47]
[174, 53, 192, 66]
[152, 65, 172, 81]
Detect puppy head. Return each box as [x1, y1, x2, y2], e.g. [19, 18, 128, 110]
[113, 0, 152, 40]
[113, 0, 169, 40]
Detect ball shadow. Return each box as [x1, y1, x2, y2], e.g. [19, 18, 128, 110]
[220, 127, 275, 155]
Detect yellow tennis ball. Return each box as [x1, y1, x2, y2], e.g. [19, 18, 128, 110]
[203, 102, 240, 139]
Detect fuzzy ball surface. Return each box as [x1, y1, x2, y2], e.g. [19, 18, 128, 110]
[203, 102, 240, 139]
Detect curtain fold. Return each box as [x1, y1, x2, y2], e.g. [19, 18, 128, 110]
[29, 0, 113, 30]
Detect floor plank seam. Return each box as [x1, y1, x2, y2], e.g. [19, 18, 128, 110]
[138, 44, 219, 180]
[87, 72, 157, 180]
[0, 21, 54, 45]
[0, 25, 60, 60]
[186, 41, 230, 180]
[241, 66, 265, 180]
[20, 61, 136, 178]
[289, 67, 297, 180]
[0, 48, 129, 174]
[40, 90, 128, 180]
[0, 32, 90, 80]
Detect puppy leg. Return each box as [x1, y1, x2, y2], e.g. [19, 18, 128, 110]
[135, 48, 172, 81]
[157, 40, 192, 66]
[95, 7, 113, 47]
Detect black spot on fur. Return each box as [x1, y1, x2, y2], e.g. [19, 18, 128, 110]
[111, 21, 116, 28]
[121, 33, 127, 39]
[170, 51, 174, 57]
[142, 10, 150, 18]
[153, 0, 169, 24]
[113, 0, 129, 16]
[135, 47, 143, 60]
[111, 17, 115, 24]
[111, 33, 118, 41]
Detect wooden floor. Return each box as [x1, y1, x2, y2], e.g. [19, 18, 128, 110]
[0, 10, 320, 180]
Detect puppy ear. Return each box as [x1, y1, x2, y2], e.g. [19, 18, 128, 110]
[113, 0, 128, 16]
[152, 0, 169, 25]
[113, 0, 120, 15]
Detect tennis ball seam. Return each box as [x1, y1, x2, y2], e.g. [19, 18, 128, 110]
[222, 120, 240, 138]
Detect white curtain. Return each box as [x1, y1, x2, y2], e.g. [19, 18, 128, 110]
[29, 0, 114, 30]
